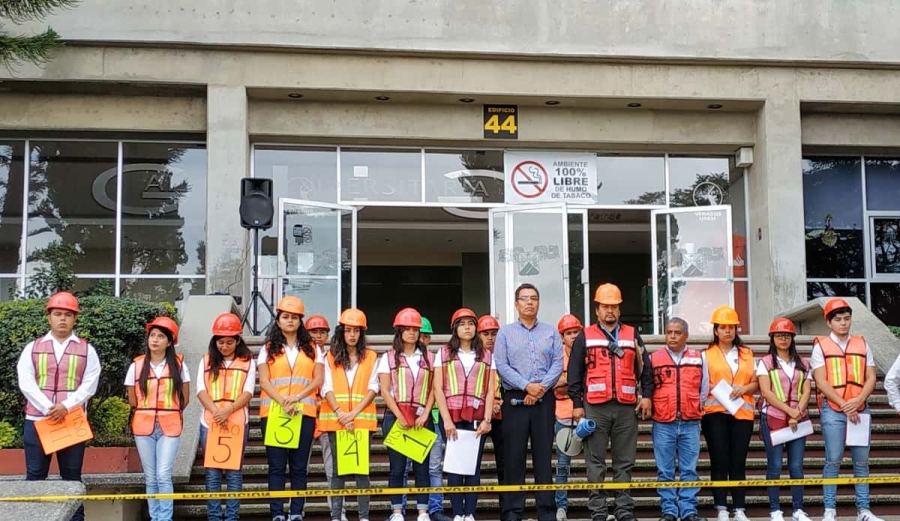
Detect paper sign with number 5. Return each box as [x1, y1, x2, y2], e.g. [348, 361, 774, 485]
[383, 421, 437, 464]
[336, 429, 369, 476]
[264, 401, 302, 449]
[35, 406, 94, 455]
[204, 422, 245, 471]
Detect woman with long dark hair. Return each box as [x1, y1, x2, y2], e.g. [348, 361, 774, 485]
[378, 307, 435, 521]
[701, 306, 758, 521]
[126, 316, 190, 521]
[196, 312, 256, 521]
[434, 308, 494, 521]
[757, 318, 811, 521]
[258, 296, 325, 521]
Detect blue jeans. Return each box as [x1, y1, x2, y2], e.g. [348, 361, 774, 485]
[760, 413, 806, 513]
[821, 405, 870, 510]
[23, 419, 86, 521]
[384, 411, 432, 511]
[554, 420, 572, 511]
[446, 420, 487, 517]
[261, 415, 316, 519]
[429, 416, 445, 514]
[200, 425, 249, 521]
[652, 420, 701, 518]
[135, 423, 181, 521]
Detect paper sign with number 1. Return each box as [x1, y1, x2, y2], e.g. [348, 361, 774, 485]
[264, 401, 302, 449]
[204, 422, 245, 471]
[336, 429, 370, 475]
[35, 406, 94, 455]
[383, 421, 437, 464]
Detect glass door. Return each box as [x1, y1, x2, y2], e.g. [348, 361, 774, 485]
[651, 205, 734, 335]
[277, 198, 357, 322]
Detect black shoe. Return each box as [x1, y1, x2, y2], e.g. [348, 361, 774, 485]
[592, 514, 609, 521]
[683, 515, 708, 521]
[430, 513, 453, 521]
[660, 515, 677, 521]
[617, 513, 637, 521]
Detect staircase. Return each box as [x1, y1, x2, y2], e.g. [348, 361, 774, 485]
[173, 335, 900, 521]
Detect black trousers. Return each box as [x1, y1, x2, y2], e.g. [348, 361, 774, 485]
[502, 389, 556, 521]
[486, 417, 509, 517]
[701, 412, 754, 509]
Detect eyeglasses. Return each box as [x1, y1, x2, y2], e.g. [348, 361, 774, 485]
[772, 333, 793, 340]
[517, 296, 540, 303]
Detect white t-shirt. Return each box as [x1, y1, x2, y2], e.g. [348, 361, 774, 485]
[195, 357, 258, 427]
[321, 354, 381, 397]
[376, 350, 425, 396]
[810, 333, 876, 370]
[434, 347, 491, 375]
[723, 346, 740, 375]
[124, 358, 191, 385]
[257, 344, 325, 368]
[756, 356, 799, 415]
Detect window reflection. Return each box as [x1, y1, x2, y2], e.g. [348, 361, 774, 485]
[807, 281, 866, 304]
[424, 150, 504, 203]
[0, 142, 25, 274]
[802, 158, 864, 278]
[865, 159, 900, 211]
[340, 148, 421, 203]
[871, 283, 900, 327]
[599, 156, 665, 205]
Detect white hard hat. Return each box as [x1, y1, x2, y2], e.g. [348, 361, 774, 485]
[555, 426, 582, 457]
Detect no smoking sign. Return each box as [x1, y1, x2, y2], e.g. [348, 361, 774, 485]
[510, 161, 548, 199]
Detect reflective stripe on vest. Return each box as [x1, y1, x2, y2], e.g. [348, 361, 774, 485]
[650, 347, 704, 423]
[259, 344, 319, 418]
[816, 335, 867, 412]
[583, 324, 638, 405]
[24, 336, 89, 418]
[388, 351, 433, 409]
[703, 345, 756, 420]
[203, 354, 251, 425]
[132, 354, 184, 437]
[318, 350, 378, 432]
[759, 354, 810, 421]
[442, 345, 491, 423]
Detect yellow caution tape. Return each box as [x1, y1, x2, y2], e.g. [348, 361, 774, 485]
[2, 476, 900, 502]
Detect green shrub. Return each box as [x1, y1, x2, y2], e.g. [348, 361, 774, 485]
[0, 421, 18, 448]
[0, 296, 174, 432]
[93, 396, 130, 437]
[890, 326, 900, 340]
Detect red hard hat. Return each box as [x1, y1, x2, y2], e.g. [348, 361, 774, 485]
[824, 298, 851, 319]
[46, 291, 79, 315]
[146, 316, 180, 344]
[393, 307, 423, 329]
[450, 308, 478, 328]
[305, 314, 330, 331]
[211, 313, 243, 337]
[557, 314, 583, 334]
[477, 315, 501, 332]
[768, 317, 797, 336]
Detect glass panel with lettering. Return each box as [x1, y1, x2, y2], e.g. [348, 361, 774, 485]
[424, 150, 504, 203]
[340, 148, 421, 203]
[596, 156, 665, 205]
[0, 141, 25, 274]
[803, 157, 864, 278]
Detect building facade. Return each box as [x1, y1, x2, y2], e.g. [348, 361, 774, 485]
[2, 0, 900, 334]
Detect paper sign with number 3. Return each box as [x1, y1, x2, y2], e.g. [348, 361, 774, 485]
[336, 429, 369, 476]
[204, 422, 245, 471]
[35, 406, 94, 455]
[264, 401, 302, 449]
[383, 421, 436, 464]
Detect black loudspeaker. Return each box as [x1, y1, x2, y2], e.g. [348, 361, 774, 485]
[239, 178, 274, 230]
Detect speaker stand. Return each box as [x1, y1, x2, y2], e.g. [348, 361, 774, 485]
[241, 228, 275, 336]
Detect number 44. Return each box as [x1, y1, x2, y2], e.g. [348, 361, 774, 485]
[484, 115, 517, 135]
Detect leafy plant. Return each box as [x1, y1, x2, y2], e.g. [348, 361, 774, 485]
[90, 396, 132, 447]
[0, 420, 18, 448]
[23, 240, 78, 298]
[0, 0, 78, 69]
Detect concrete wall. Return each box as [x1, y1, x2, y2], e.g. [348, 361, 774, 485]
[16, 0, 900, 65]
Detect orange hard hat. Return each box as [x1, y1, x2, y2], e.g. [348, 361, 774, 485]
[304, 314, 330, 331]
[276, 296, 305, 317]
[146, 316, 179, 344]
[710, 305, 741, 325]
[477, 315, 500, 332]
[450, 308, 478, 328]
[557, 314, 584, 334]
[339, 308, 368, 330]
[393, 307, 423, 329]
[769, 317, 797, 336]
[593, 283, 623, 305]
[824, 298, 852, 319]
[46, 291, 79, 315]
[211, 312, 243, 337]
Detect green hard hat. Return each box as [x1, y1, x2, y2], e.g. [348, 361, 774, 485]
[420, 317, 434, 334]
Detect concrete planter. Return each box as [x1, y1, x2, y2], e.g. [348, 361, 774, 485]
[0, 446, 143, 475]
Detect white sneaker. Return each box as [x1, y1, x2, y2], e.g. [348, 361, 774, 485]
[464, 516, 476, 521]
[417, 514, 432, 521]
[557, 508, 568, 521]
[718, 511, 730, 521]
[770, 512, 785, 521]
[342, 515, 349, 521]
[389, 514, 405, 521]
[822, 509, 837, 521]
[793, 510, 811, 521]
[453, 517, 464, 521]
[858, 510, 885, 521]
[735, 510, 751, 521]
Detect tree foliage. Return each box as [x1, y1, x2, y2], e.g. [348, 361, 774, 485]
[0, 0, 76, 69]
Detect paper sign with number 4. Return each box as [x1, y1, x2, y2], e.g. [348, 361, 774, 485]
[336, 429, 370, 476]
[264, 401, 302, 449]
[383, 421, 437, 464]
[204, 422, 245, 471]
[35, 406, 94, 455]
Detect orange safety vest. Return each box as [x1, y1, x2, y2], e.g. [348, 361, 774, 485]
[24, 336, 88, 418]
[441, 346, 492, 423]
[704, 345, 756, 421]
[758, 354, 810, 422]
[259, 343, 319, 418]
[492, 371, 503, 420]
[651, 348, 704, 422]
[555, 348, 573, 420]
[583, 324, 638, 405]
[132, 354, 184, 436]
[203, 354, 252, 425]
[816, 335, 867, 412]
[388, 351, 434, 426]
[319, 350, 378, 432]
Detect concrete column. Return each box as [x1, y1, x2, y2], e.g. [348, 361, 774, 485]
[206, 85, 250, 298]
[747, 80, 806, 332]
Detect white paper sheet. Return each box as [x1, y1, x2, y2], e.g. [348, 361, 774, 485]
[846, 413, 871, 447]
[711, 380, 745, 416]
[443, 429, 479, 476]
[769, 420, 814, 446]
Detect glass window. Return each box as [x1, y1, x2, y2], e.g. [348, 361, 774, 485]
[598, 156, 665, 205]
[121, 143, 206, 276]
[865, 158, 900, 211]
[807, 281, 866, 304]
[254, 146, 337, 204]
[26, 141, 118, 275]
[0, 141, 25, 274]
[729, 167, 749, 278]
[803, 157, 864, 278]
[121, 277, 206, 315]
[871, 217, 900, 276]
[667, 157, 731, 208]
[0, 278, 20, 302]
[340, 148, 421, 203]
[424, 150, 503, 203]
[734, 281, 750, 334]
[871, 283, 900, 327]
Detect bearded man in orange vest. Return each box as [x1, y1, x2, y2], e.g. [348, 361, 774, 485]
[567, 283, 652, 521]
